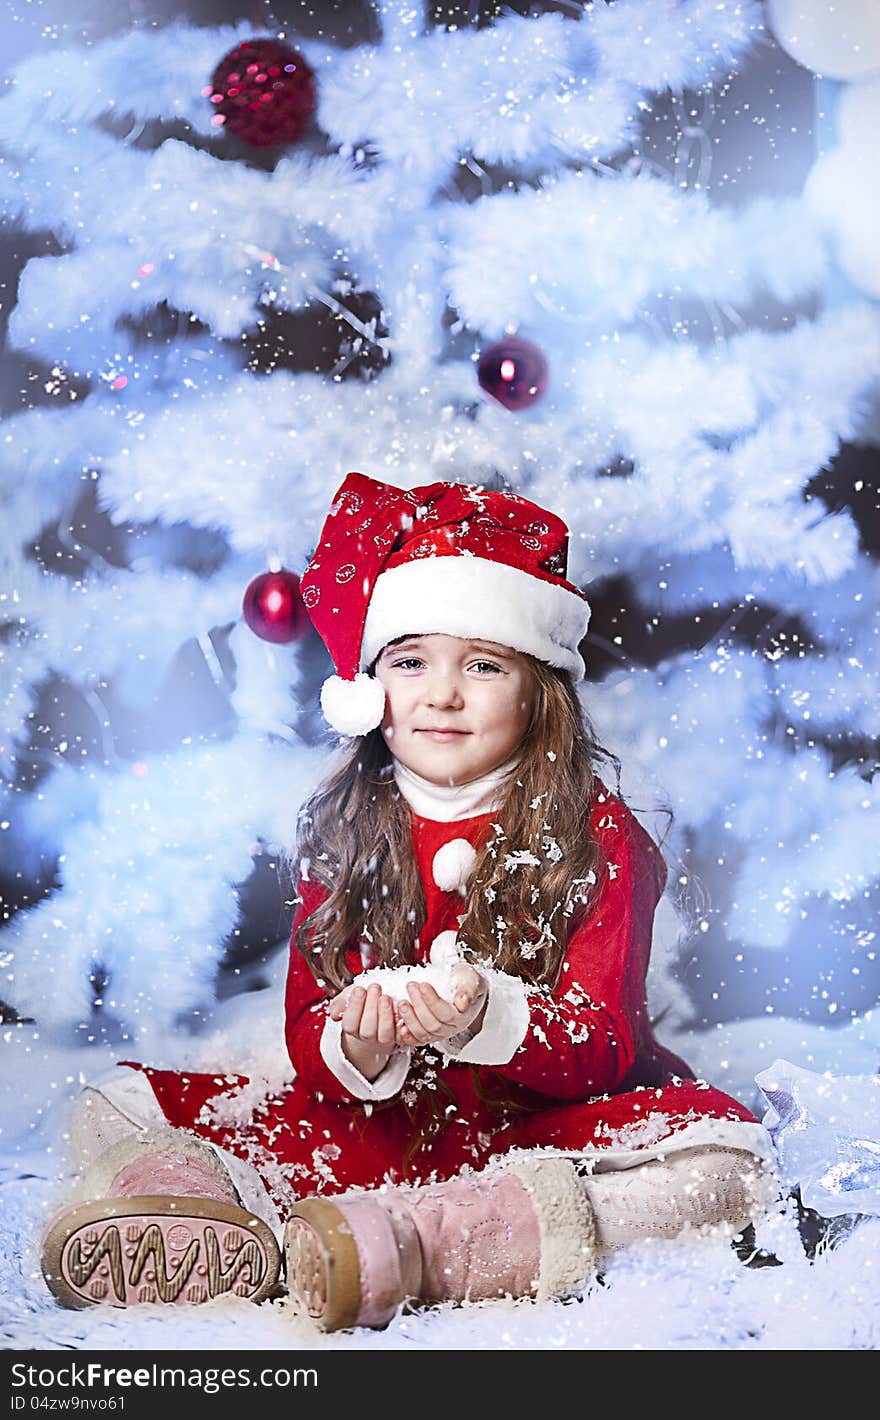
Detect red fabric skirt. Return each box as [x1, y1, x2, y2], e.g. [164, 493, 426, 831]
[118, 1058, 764, 1221]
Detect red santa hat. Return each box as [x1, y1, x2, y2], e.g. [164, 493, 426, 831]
[300, 471, 591, 737]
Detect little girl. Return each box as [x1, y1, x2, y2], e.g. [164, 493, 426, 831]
[41, 472, 779, 1328]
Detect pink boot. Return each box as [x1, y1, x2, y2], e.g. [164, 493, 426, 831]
[284, 1156, 597, 1331]
[42, 1127, 281, 1310]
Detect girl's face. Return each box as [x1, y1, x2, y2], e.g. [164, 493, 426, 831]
[374, 632, 535, 786]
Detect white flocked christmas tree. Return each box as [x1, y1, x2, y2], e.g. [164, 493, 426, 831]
[1, 0, 878, 1150]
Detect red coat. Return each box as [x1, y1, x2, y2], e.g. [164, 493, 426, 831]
[123, 782, 762, 1218]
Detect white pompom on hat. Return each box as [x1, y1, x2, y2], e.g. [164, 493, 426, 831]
[300, 472, 591, 736]
[318, 669, 387, 739]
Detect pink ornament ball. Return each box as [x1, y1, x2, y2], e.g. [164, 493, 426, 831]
[477, 337, 548, 411]
[208, 38, 317, 150]
[242, 569, 309, 644]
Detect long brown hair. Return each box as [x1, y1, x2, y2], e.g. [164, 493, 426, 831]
[287, 652, 622, 992]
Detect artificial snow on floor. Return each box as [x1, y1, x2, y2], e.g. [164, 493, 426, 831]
[2, 958, 878, 1351]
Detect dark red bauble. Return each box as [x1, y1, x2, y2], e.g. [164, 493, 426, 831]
[477, 337, 549, 411]
[207, 39, 317, 149]
[242, 570, 309, 644]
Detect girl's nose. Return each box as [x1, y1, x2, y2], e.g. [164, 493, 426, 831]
[426, 672, 464, 707]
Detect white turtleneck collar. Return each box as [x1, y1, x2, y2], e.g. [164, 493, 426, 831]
[392, 752, 522, 823]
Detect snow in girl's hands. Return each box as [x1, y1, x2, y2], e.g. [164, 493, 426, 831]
[355, 929, 465, 1003]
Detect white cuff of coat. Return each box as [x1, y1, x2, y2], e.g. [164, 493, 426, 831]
[319, 1015, 412, 1101]
[437, 967, 530, 1066]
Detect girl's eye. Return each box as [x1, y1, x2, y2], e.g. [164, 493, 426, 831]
[388, 656, 502, 673]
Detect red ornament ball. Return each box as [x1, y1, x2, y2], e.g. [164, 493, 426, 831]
[477, 337, 548, 411]
[207, 39, 317, 149]
[242, 569, 309, 644]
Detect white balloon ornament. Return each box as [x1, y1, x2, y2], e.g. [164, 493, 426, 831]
[767, 0, 880, 80]
[837, 76, 880, 148]
[805, 145, 880, 297]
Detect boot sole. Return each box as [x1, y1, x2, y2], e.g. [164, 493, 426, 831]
[284, 1198, 362, 1331]
[42, 1195, 281, 1310]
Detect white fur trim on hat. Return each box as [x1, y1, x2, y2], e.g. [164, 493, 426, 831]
[432, 838, 477, 894]
[361, 556, 590, 679]
[320, 672, 386, 737]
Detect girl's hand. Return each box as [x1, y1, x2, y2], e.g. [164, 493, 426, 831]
[396, 963, 488, 1047]
[329, 982, 397, 1082]
[329, 981, 396, 1047]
